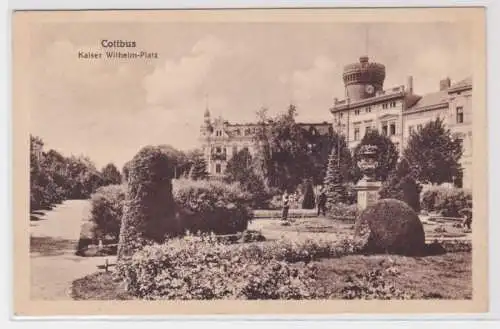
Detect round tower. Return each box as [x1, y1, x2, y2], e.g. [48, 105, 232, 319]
[342, 56, 386, 101]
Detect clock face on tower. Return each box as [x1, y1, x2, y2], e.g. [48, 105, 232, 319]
[365, 84, 375, 95]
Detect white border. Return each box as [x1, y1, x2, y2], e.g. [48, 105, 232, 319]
[2, 0, 499, 327]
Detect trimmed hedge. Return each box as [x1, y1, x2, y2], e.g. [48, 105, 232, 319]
[173, 178, 253, 235]
[421, 187, 472, 217]
[114, 234, 362, 300]
[327, 203, 360, 221]
[87, 178, 253, 253]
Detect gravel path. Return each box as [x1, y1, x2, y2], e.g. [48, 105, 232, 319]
[30, 200, 115, 300]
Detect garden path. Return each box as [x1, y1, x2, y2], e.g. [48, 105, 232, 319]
[30, 200, 115, 300]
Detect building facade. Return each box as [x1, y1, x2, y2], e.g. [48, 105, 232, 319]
[199, 109, 332, 178]
[331, 56, 473, 189]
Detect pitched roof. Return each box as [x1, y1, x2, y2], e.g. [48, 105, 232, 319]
[407, 90, 449, 111]
[449, 77, 472, 91]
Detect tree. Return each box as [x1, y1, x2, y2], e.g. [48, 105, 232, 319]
[403, 117, 463, 185]
[253, 104, 331, 191]
[189, 157, 209, 180]
[379, 158, 422, 212]
[224, 147, 253, 183]
[224, 148, 271, 208]
[158, 144, 189, 178]
[323, 147, 347, 209]
[352, 130, 399, 182]
[101, 163, 122, 186]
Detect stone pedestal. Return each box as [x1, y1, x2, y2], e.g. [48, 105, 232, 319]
[355, 180, 381, 210]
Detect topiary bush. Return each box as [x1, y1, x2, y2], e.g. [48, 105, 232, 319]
[421, 187, 472, 217]
[173, 178, 253, 235]
[301, 180, 316, 209]
[89, 184, 127, 242]
[117, 146, 179, 261]
[354, 199, 426, 256]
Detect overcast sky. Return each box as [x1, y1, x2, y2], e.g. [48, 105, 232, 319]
[27, 21, 473, 169]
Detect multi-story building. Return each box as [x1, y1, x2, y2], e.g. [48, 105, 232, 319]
[331, 56, 473, 189]
[199, 108, 332, 178]
[198, 55, 473, 188]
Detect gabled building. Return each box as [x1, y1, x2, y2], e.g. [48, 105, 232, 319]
[199, 109, 332, 178]
[330, 56, 473, 189]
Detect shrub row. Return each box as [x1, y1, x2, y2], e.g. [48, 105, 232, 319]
[326, 203, 360, 221]
[87, 179, 254, 247]
[172, 178, 253, 235]
[421, 187, 472, 217]
[114, 234, 363, 300]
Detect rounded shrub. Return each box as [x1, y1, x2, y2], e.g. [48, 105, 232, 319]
[89, 184, 127, 242]
[173, 178, 253, 235]
[117, 146, 179, 260]
[354, 199, 426, 256]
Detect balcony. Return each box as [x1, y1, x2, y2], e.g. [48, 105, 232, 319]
[211, 150, 227, 161]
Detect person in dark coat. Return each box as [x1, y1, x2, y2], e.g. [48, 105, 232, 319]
[281, 191, 290, 221]
[317, 186, 327, 217]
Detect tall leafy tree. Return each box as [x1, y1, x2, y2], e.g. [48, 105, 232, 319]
[224, 147, 270, 208]
[352, 130, 399, 182]
[101, 163, 122, 186]
[403, 117, 463, 185]
[379, 158, 422, 212]
[253, 104, 333, 191]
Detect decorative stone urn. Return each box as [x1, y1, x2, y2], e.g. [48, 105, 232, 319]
[357, 145, 379, 182]
[355, 144, 381, 210]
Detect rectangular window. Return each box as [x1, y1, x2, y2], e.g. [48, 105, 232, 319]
[215, 163, 221, 174]
[456, 106, 464, 123]
[382, 124, 388, 136]
[354, 127, 360, 141]
[408, 126, 414, 135]
[390, 123, 396, 135]
[354, 109, 360, 115]
[382, 103, 388, 109]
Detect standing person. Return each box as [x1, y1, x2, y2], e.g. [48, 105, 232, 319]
[317, 186, 327, 217]
[281, 191, 290, 222]
[463, 212, 472, 232]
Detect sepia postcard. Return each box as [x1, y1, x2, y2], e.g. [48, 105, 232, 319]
[12, 7, 488, 317]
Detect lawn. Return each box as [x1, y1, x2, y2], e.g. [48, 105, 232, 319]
[71, 215, 472, 300]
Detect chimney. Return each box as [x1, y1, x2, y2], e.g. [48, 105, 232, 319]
[440, 77, 451, 91]
[406, 76, 413, 94]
